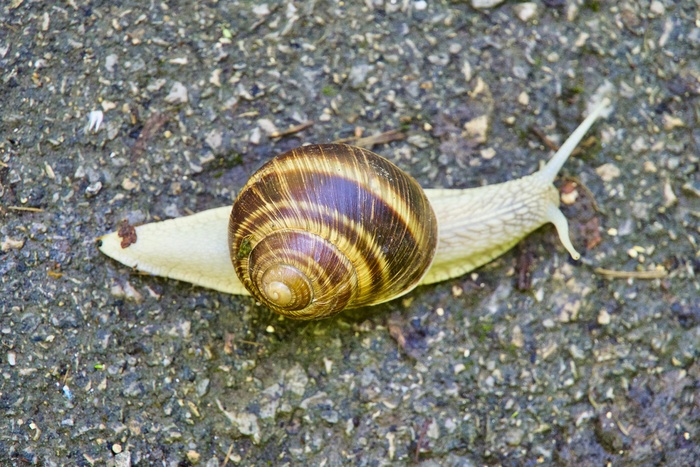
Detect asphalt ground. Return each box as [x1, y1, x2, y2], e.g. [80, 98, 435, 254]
[1, 1, 699, 465]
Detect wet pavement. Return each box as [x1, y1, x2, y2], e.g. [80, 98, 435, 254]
[1, 1, 699, 465]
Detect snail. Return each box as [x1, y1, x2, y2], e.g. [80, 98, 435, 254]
[98, 98, 611, 319]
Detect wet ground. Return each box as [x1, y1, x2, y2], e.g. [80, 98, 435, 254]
[1, 1, 699, 465]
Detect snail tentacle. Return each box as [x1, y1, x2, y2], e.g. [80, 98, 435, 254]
[538, 97, 612, 183]
[544, 203, 580, 260]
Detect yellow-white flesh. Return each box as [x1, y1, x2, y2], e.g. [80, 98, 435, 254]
[98, 98, 610, 295]
[99, 207, 249, 295]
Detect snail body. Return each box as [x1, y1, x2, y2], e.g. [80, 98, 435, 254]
[98, 99, 610, 319]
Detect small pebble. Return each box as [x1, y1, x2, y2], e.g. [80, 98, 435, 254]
[105, 54, 118, 72]
[407, 134, 430, 149]
[663, 180, 677, 207]
[561, 189, 579, 205]
[427, 420, 440, 439]
[44, 163, 55, 180]
[1, 237, 25, 251]
[284, 363, 309, 396]
[186, 450, 200, 463]
[505, 428, 525, 446]
[323, 358, 333, 374]
[257, 118, 279, 136]
[165, 82, 188, 104]
[662, 114, 684, 130]
[205, 129, 223, 150]
[471, 0, 505, 9]
[196, 378, 210, 397]
[110, 281, 144, 303]
[101, 100, 117, 112]
[574, 32, 590, 48]
[513, 2, 537, 22]
[595, 163, 621, 182]
[249, 127, 262, 145]
[569, 345, 585, 360]
[461, 61, 473, 82]
[511, 325, 524, 348]
[682, 181, 700, 198]
[147, 78, 167, 92]
[320, 410, 339, 424]
[210, 68, 222, 87]
[667, 157, 681, 171]
[224, 410, 261, 444]
[164, 203, 181, 218]
[121, 178, 138, 191]
[463, 115, 489, 144]
[517, 91, 529, 106]
[319, 109, 332, 122]
[534, 288, 544, 302]
[650, 1, 665, 15]
[349, 63, 370, 87]
[252, 4, 270, 16]
[480, 147, 496, 160]
[85, 181, 103, 197]
[631, 137, 648, 153]
[598, 309, 611, 326]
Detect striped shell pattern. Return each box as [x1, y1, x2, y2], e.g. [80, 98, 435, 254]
[229, 144, 438, 319]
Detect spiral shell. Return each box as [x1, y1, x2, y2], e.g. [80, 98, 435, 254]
[228, 144, 438, 319]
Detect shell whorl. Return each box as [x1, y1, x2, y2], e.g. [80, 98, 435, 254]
[228, 144, 438, 319]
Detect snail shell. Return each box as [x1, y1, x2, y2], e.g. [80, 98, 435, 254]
[229, 144, 437, 319]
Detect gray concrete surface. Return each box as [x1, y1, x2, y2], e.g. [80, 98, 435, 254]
[1, 1, 699, 465]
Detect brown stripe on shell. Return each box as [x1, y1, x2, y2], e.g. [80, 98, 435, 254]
[232, 173, 413, 303]
[231, 155, 397, 300]
[273, 145, 422, 239]
[232, 200, 387, 298]
[246, 230, 356, 319]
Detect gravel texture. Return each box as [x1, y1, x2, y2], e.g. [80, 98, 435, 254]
[2, 1, 699, 465]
